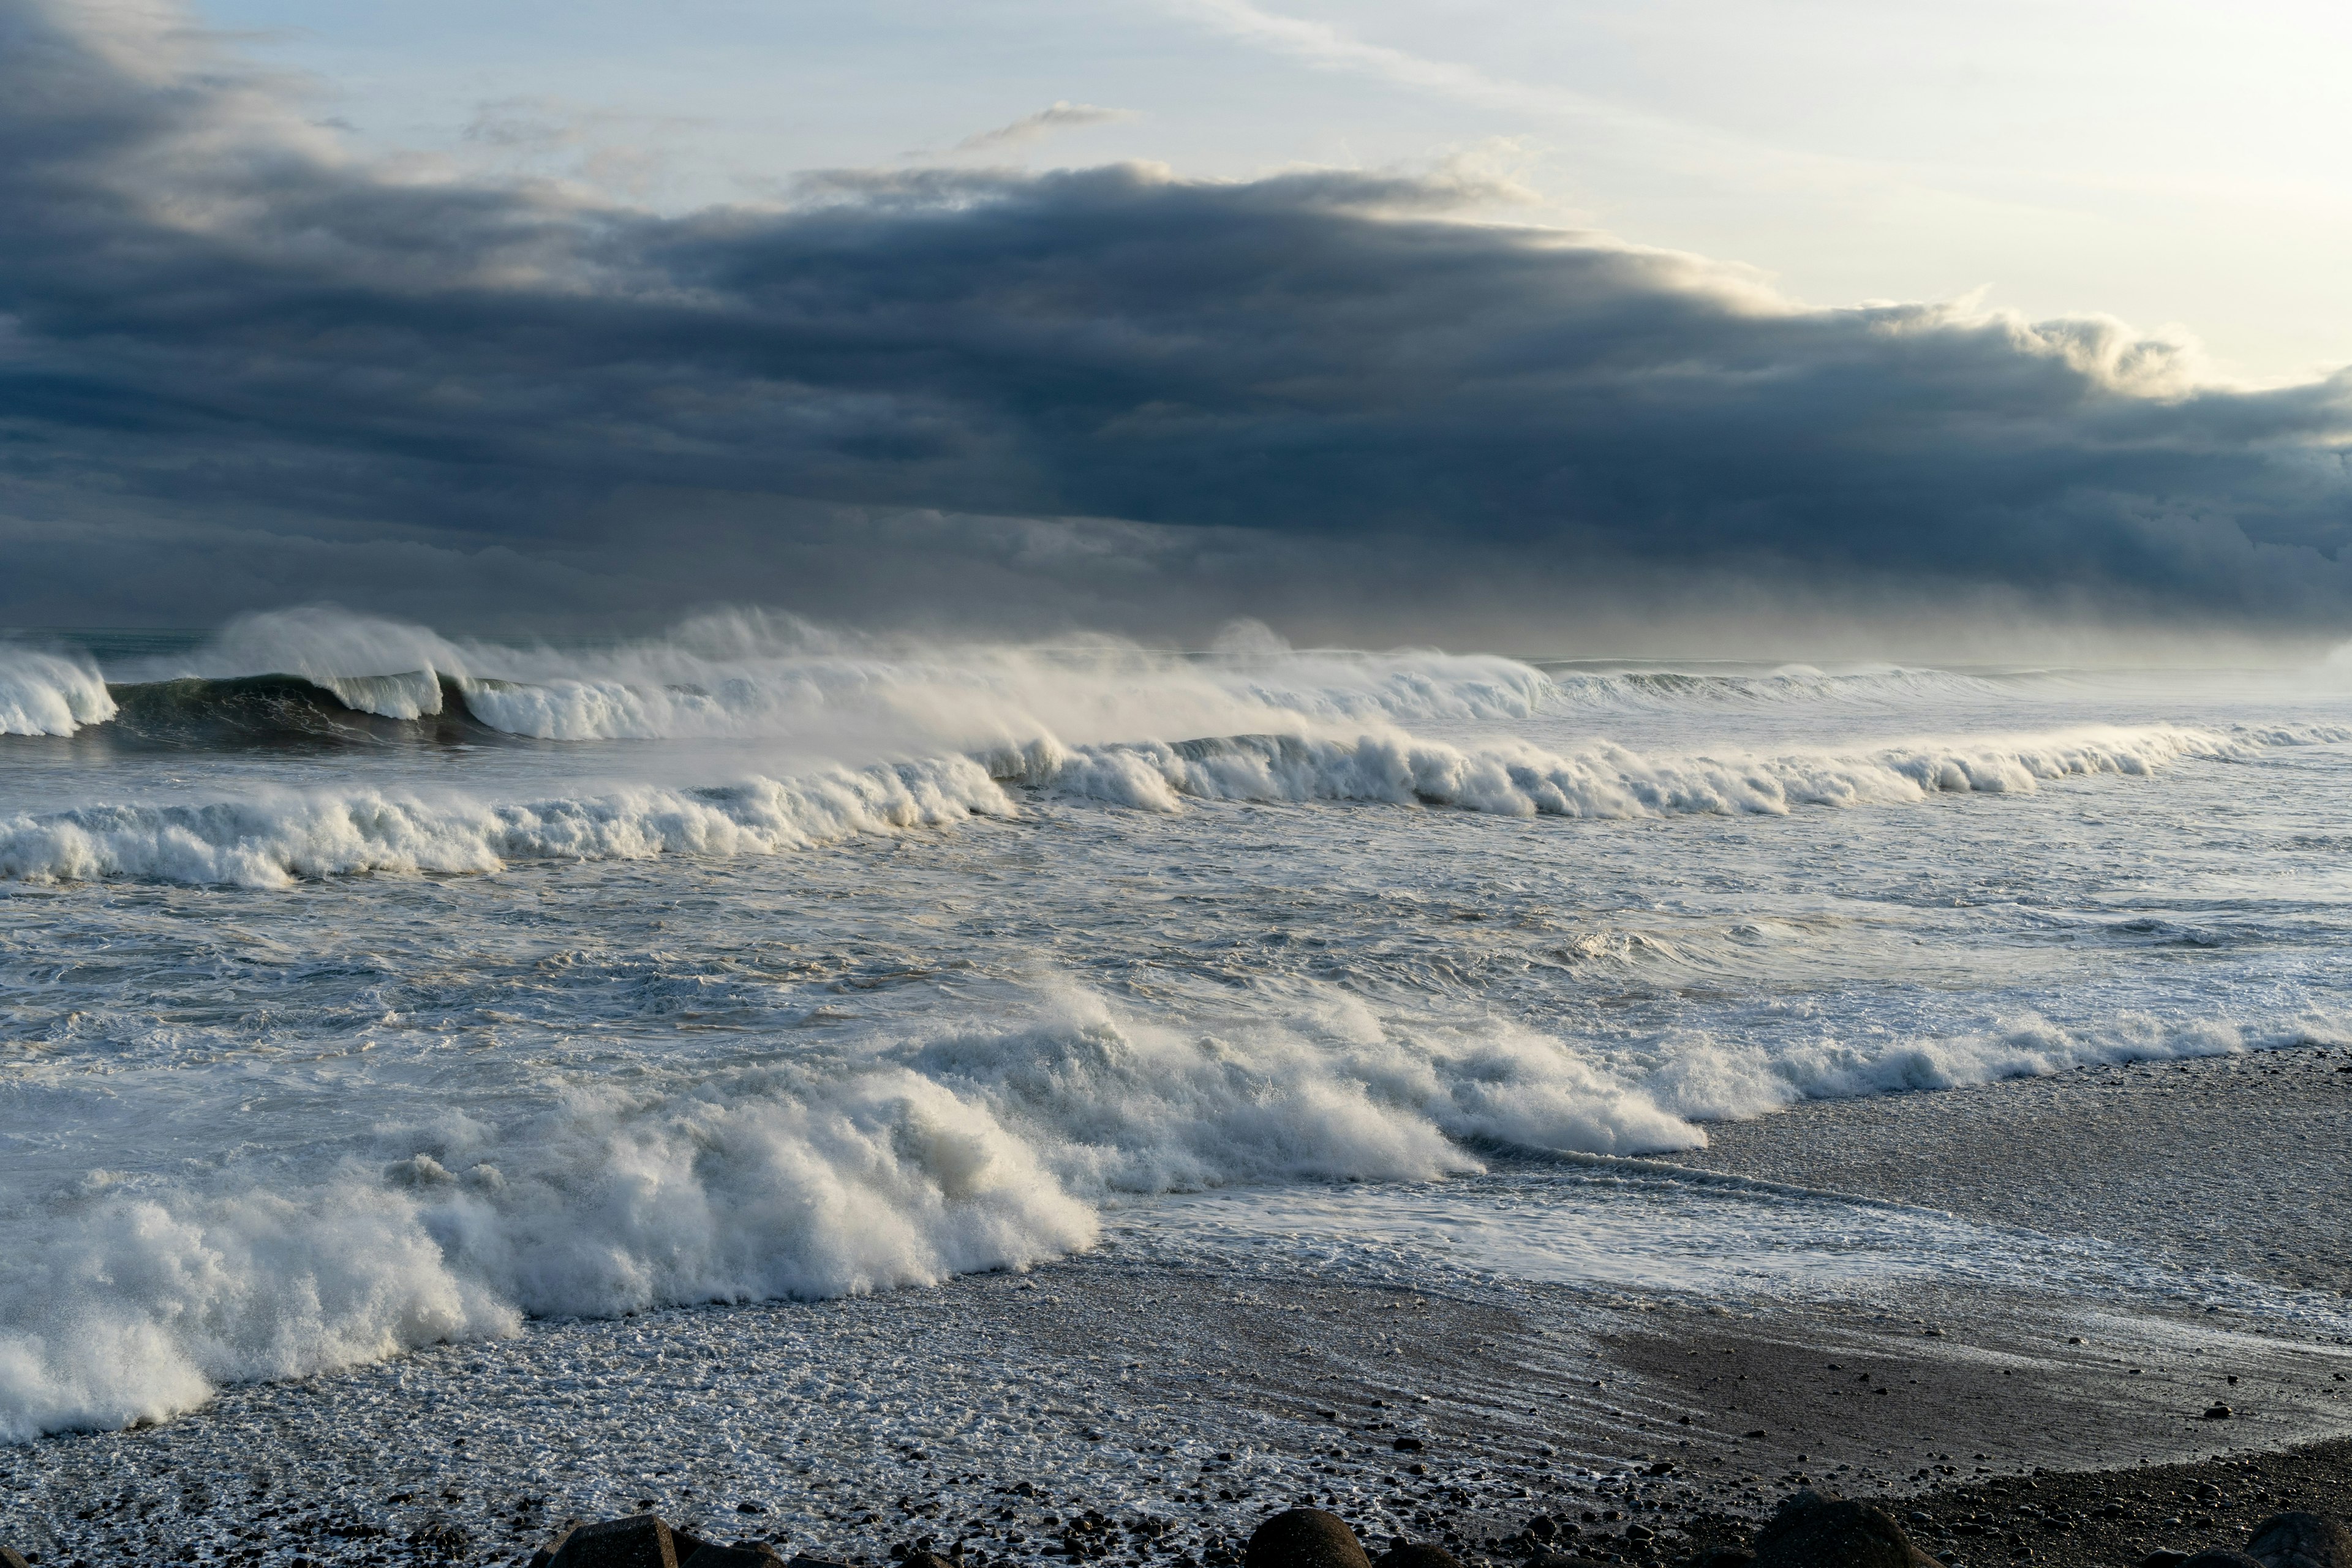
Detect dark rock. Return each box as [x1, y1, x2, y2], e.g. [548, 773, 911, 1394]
[549, 1517, 682, 1568]
[410, 1521, 472, 1562]
[674, 1531, 719, 1564]
[1524, 1517, 1559, 1543]
[2139, 1554, 2192, 1568]
[1373, 1547, 1461, 1568]
[0, 1549, 25, 1568]
[2181, 1555, 2265, 1568]
[1751, 1491, 1929, 1568]
[1687, 1551, 1756, 1568]
[1523, 1556, 1608, 1568]
[1392, 1438, 1424, 1453]
[902, 1554, 959, 1568]
[786, 1558, 854, 1568]
[737, 1503, 770, 1516]
[2250, 1514, 2352, 1568]
[1247, 1509, 1373, 1568]
[682, 1549, 783, 1568]
[2205, 1405, 2236, 1420]
[532, 1521, 586, 1568]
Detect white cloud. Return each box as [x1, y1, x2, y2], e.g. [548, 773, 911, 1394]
[955, 101, 1134, 154]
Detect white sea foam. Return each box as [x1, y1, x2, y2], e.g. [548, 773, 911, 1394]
[316, 669, 443, 721]
[12, 611, 2352, 1460]
[1046, 722, 2289, 818]
[0, 719, 2318, 887]
[0, 757, 1016, 888]
[1638, 1008, 2346, 1124]
[5, 969, 2334, 1441]
[0, 986, 1692, 1439]
[0, 649, 116, 736]
[0, 721, 2273, 887]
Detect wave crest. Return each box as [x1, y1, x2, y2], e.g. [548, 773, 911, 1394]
[0, 986, 1692, 1438]
[1, 720, 2320, 888]
[0, 648, 116, 736]
[1047, 722, 2297, 818]
[0, 759, 1013, 888]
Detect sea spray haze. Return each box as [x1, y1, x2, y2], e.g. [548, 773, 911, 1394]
[7, 611, 2352, 1439]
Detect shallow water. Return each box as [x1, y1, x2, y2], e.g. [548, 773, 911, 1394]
[6, 612, 2352, 1444]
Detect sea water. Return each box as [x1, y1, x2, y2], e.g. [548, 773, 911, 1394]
[7, 609, 2352, 1443]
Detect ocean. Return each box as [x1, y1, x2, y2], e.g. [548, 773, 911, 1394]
[7, 610, 2352, 1559]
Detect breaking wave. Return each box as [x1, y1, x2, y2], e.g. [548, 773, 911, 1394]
[0, 985, 1690, 1439]
[0, 758, 1017, 888]
[0, 648, 115, 737]
[1045, 722, 2299, 816]
[1, 720, 2324, 888]
[12, 609, 1554, 752]
[6, 611, 2282, 765]
[4, 971, 2334, 1440]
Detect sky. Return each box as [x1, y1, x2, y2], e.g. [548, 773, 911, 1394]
[2, 0, 2351, 650]
[184, 0, 2352, 386]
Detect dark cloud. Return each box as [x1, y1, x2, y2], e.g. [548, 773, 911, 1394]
[3, 0, 2351, 643]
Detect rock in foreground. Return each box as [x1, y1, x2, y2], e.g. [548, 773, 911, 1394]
[1372, 1546, 1462, 1568]
[1751, 1489, 1936, 1568]
[1246, 1509, 1374, 1568]
[550, 1517, 683, 1568]
[2250, 1511, 2352, 1568]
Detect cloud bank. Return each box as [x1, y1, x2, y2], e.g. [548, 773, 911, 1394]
[2, 0, 2351, 646]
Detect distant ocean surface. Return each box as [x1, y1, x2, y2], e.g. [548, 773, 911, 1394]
[8, 609, 2352, 1443]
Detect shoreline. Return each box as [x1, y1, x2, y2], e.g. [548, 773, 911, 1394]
[10, 1049, 2351, 1566]
[1679, 1044, 2352, 1298]
[9, 1251, 2347, 1567]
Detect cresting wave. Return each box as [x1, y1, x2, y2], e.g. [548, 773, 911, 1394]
[0, 649, 115, 737]
[1046, 722, 2303, 816]
[0, 610, 1556, 747]
[0, 761, 1016, 888]
[0, 986, 1691, 1440]
[0, 650, 2045, 748]
[0, 721, 2320, 888]
[2, 609, 2318, 756]
[3, 978, 2332, 1441]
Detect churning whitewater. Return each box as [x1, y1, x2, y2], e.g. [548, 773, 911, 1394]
[6, 610, 2352, 1443]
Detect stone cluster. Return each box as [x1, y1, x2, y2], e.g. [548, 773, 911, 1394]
[10, 1485, 2347, 1568]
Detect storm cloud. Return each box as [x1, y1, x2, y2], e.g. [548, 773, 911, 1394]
[4, 0, 2352, 643]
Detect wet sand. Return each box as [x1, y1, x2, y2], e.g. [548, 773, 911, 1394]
[1682, 1046, 2352, 1296]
